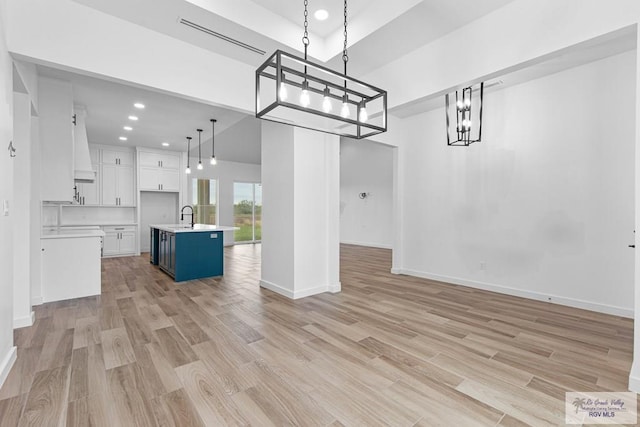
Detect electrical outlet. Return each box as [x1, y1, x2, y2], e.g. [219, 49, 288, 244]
[2, 200, 8, 216]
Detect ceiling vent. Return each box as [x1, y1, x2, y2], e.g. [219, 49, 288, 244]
[178, 18, 266, 55]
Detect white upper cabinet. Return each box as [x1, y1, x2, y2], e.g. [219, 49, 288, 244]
[101, 148, 135, 206]
[138, 151, 181, 192]
[102, 149, 134, 167]
[39, 77, 75, 202]
[138, 152, 180, 169]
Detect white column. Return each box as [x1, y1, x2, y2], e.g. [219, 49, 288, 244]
[629, 28, 640, 392]
[12, 91, 33, 328]
[260, 122, 340, 299]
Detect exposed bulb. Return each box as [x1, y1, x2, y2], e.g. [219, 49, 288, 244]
[278, 81, 288, 101]
[300, 81, 310, 107]
[210, 156, 217, 165]
[340, 94, 350, 118]
[358, 102, 368, 123]
[462, 119, 471, 129]
[185, 166, 191, 174]
[456, 100, 463, 110]
[322, 87, 332, 113]
[464, 98, 471, 107]
[197, 162, 203, 170]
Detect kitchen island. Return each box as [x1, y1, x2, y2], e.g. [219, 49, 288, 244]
[149, 224, 237, 282]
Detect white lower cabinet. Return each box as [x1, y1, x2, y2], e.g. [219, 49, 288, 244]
[102, 225, 137, 257]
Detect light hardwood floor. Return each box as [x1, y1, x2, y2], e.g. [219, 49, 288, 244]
[0, 244, 636, 426]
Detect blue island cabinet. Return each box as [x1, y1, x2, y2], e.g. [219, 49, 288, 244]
[153, 228, 224, 281]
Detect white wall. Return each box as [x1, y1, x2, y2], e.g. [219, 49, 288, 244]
[394, 50, 636, 317]
[0, 0, 16, 388]
[29, 117, 41, 306]
[340, 138, 394, 249]
[185, 159, 261, 246]
[12, 91, 32, 327]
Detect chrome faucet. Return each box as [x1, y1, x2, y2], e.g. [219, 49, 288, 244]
[180, 205, 195, 228]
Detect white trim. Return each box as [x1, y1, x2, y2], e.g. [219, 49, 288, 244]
[390, 268, 403, 275]
[0, 347, 17, 390]
[629, 361, 640, 392]
[260, 279, 342, 299]
[340, 240, 392, 250]
[260, 279, 294, 298]
[31, 296, 43, 306]
[397, 268, 634, 318]
[13, 311, 35, 329]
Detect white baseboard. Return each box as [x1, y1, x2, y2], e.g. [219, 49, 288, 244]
[628, 361, 640, 392]
[0, 346, 17, 390]
[260, 279, 342, 299]
[13, 311, 35, 329]
[340, 240, 392, 250]
[390, 268, 403, 275]
[397, 268, 634, 318]
[31, 296, 42, 306]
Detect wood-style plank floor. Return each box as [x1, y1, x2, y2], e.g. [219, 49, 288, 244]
[0, 244, 635, 426]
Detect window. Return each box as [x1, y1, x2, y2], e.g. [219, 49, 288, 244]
[233, 182, 262, 243]
[192, 179, 217, 225]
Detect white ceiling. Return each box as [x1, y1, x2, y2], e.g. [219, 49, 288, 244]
[37, 65, 262, 164]
[391, 26, 637, 118]
[38, 0, 630, 163]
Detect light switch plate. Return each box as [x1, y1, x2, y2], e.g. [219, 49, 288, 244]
[2, 200, 8, 216]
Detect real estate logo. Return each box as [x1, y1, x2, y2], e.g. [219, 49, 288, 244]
[565, 392, 637, 424]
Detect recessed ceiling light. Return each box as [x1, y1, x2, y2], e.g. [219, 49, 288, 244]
[119, 136, 128, 141]
[162, 142, 170, 147]
[128, 115, 138, 121]
[314, 9, 329, 21]
[123, 126, 133, 131]
[134, 103, 145, 109]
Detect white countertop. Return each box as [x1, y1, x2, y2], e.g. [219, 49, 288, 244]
[150, 224, 238, 233]
[42, 228, 106, 239]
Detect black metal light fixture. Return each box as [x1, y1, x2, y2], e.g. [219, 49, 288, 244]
[445, 82, 484, 146]
[255, 0, 387, 139]
[210, 119, 217, 165]
[196, 129, 203, 170]
[185, 136, 192, 174]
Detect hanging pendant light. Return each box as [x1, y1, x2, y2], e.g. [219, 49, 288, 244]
[322, 86, 332, 113]
[255, 0, 387, 139]
[185, 136, 192, 174]
[278, 71, 288, 101]
[196, 129, 203, 170]
[445, 82, 484, 146]
[210, 118, 217, 165]
[358, 100, 368, 123]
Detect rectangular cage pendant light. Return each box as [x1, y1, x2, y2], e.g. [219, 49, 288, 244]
[255, 50, 387, 139]
[445, 82, 484, 146]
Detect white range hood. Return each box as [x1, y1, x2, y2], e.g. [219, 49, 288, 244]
[73, 107, 95, 183]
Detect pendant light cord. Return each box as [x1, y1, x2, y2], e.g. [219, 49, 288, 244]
[211, 119, 216, 158]
[197, 129, 202, 162]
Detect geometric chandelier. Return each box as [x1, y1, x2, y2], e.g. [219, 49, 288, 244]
[255, 0, 387, 139]
[445, 82, 484, 146]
